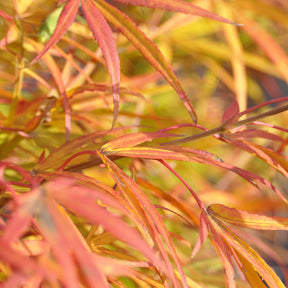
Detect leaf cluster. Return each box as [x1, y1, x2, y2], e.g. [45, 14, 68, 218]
[0, 0, 288, 287]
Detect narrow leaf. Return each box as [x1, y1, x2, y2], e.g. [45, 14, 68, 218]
[0, 9, 13, 21]
[113, 0, 241, 25]
[29, 0, 79, 66]
[216, 221, 286, 288]
[101, 131, 177, 151]
[45, 179, 165, 273]
[93, 0, 197, 123]
[221, 100, 240, 126]
[98, 153, 186, 288]
[81, 0, 120, 127]
[191, 211, 209, 258]
[209, 204, 288, 230]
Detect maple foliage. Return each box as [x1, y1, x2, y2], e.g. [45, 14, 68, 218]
[1, 0, 288, 287]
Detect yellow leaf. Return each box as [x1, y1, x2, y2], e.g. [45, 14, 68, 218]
[209, 204, 288, 230]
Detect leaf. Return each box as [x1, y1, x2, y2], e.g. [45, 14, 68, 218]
[209, 204, 288, 230]
[29, 0, 79, 66]
[44, 178, 166, 275]
[38, 4, 65, 43]
[191, 211, 209, 258]
[98, 152, 187, 288]
[0, 8, 13, 21]
[101, 131, 178, 151]
[216, 221, 286, 288]
[113, 0, 241, 25]
[221, 3, 247, 111]
[221, 100, 240, 126]
[93, 0, 197, 124]
[228, 129, 284, 142]
[81, 0, 120, 127]
[42, 200, 111, 288]
[0, 239, 44, 278]
[40, 48, 71, 141]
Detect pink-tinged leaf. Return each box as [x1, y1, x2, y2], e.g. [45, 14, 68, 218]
[191, 211, 209, 258]
[1, 205, 32, 244]
[93, 0, 197, 124]
[221, 100, 240, 126]
[0, 239, 45, 278]
[113, 0, 240, 25]
[47, 178, 126, 213]
[0, 161, 35, 184]
[208, 204, 288, 230]
[29, 0, 79, 66]
[34, 127, 128, 172]
[45, 178, 166, 275]
[98, 153, 186, 288]
[101, 146, 193, 161]
[43, 200, 110, 288]
[81, 0, 120, 127]
[41, 51, 71, 141]
[92, 254, 148, 276]
[101, 131, 178, 151]
[220, 137, 288, 185]
[228, 129, 284, 142]
[0, 9, 13, 21]
[207, 215, 236, 288]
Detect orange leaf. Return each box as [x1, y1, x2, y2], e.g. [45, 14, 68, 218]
[208, 204, 288, 230]
[101, 131, 177, 151]
[29, 0, 79, 66]
[81, 0, 120, 127]
[93, 0, 197, 124]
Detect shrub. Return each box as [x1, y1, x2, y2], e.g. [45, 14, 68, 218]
[0, 0, 288, 287]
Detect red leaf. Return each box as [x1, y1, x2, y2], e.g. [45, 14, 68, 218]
[113, 0, 240, 25]
[81, 0, 120, 127]
[29, 0, 79, 66]
[222, 100, 240, 125]
[93, 0, 197, 124]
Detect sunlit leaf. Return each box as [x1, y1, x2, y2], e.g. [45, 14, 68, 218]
[209, 204, 288, 230]
[93, 0, 197, 123]
[29, 0, 79, 66]
[113, 0, 240, 25]
[191, 211, 209, 258]
[81, 0, 120, 127]
[221, 100, 240, 126]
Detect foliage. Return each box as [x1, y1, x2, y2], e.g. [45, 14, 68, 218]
[0, 0, 288, 287]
